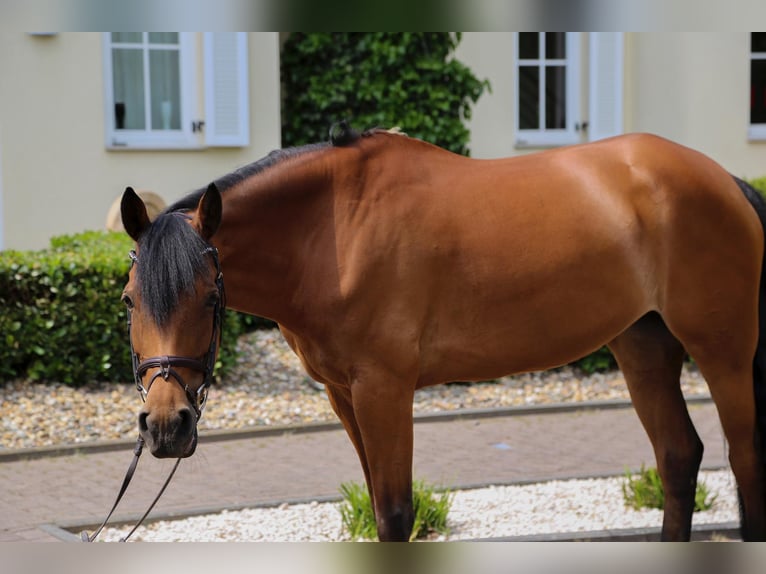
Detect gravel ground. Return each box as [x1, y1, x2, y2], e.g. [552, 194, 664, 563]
[1, 329, 710, 451]
[99, 469, 738, 542]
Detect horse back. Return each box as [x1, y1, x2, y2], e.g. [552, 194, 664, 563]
[297, 133, 764, 386]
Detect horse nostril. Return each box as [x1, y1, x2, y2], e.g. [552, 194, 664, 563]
[138, 411, 149, 434]
[177, 407, 195, 436]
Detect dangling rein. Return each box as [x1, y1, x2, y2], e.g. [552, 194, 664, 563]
[80, 437, 181, 542]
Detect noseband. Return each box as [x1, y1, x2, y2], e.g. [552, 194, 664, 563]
[127, 245, 225, 419]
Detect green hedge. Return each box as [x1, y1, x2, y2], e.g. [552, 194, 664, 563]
[0, 231, 244, 385]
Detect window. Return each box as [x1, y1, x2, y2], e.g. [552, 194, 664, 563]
[750, 32, 766, 140]
[103, 33, 249, 149]
[515, 32, 581, 147]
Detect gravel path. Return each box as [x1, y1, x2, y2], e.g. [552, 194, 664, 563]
[98, 469, 738, 542]
[1, 329, 710, 451]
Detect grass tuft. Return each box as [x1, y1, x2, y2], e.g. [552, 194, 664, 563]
[622, 464, 717, 512]
[338, 479, 452, 541]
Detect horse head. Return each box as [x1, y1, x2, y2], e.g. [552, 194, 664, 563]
[120, 184, 224, 458]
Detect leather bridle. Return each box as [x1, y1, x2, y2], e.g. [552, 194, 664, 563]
[128, 245, 225, 420]
[82, 244, 225, 543]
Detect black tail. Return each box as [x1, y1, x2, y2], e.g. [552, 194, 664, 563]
[733, 176, 766, 465]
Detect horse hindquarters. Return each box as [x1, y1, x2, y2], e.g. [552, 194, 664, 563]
[732, 177, 766, 540]
[659, 176, 766, 541]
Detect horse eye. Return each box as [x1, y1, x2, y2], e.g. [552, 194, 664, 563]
[205, 293, 219, 308]
[121, 294, 134, 309]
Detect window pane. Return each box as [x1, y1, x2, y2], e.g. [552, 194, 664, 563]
[545, 66, 566, 129]
[752, 33, 766, 53]
[112, 33, 142, 44]
[545, 33, 566, 59]
[753, 60, 766, 124]
[519, 33, 539, 59]
[519, 66, 540, 129]
[149, 49, 181, 130]
[148, 33, 179, 45]
[112, 49, 145, 130]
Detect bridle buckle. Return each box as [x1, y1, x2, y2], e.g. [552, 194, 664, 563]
[159, 355, 171, 381]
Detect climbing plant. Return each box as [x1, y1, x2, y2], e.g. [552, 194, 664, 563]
[281, 33, 490, 155]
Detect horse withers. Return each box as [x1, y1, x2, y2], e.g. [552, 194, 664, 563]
[120, 126, 766, 541]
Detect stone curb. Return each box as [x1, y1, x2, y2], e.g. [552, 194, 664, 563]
[43, 521, 743, 543]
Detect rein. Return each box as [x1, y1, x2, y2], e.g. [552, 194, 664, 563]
[81, 245, 224, 543]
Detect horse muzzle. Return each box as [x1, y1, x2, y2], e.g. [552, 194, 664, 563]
[138, 405, 199, 459]
[132, 354, 213, 459]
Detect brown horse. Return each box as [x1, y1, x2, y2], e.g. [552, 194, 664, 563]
[120, 125, 766, 541]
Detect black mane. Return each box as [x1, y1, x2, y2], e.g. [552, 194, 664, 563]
[138, 122, 372, 325]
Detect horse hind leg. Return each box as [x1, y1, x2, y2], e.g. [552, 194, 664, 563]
[684, 337, 766, 541]
[608, 312, 703, 541]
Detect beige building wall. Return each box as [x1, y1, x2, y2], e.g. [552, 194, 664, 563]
[454, 32, 517, 159]
[3, 33, 764, 250]
[458, 32, 766, 178]
[0, 32, 281, 251]
[625, 32, 764, 178]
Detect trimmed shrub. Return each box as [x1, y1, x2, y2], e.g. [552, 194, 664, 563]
[0, 231, 243, 384]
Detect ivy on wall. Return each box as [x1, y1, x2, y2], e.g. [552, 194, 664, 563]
[280, 33, 490, 155]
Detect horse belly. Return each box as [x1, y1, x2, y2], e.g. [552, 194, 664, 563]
[415, 210, 650, 386]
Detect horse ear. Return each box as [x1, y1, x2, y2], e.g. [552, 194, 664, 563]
[121, 187, 151, 243]
[196, 182, 222, 241]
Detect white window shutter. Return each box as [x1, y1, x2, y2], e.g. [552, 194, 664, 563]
[204, 33, 250, 147]
[588, 33, 624, 141]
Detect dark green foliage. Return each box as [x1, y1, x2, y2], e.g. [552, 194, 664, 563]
[0, 231, 134, 383]
[237, 312, 276, 333]
[339, 480, 451, 541]
[747, 176, 766, 198]
[281, 33, 490, 155]
[572, 346, 618, 374]
[0, 231, 244, 384]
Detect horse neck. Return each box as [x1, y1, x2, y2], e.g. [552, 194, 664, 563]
[214, 152, 342, 328]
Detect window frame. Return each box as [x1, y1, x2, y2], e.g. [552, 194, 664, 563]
[749, 33, 766, 141]
[102, 32, 201, 150]
[514, 32, 582, 149]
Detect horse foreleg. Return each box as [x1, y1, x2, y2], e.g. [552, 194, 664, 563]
[350, 372, 415, 542]
[609, 313, 702, 541]
[325, 384, 375, 513]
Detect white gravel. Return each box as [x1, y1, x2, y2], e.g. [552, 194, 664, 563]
[98, 469, 739, 542]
